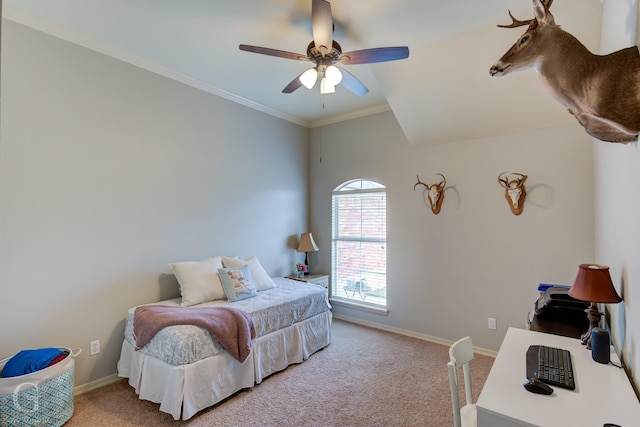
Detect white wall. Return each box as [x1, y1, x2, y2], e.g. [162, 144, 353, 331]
[310, 111, 594, 350]
[0, 21, 309, 386]
[595, 0, 640, 391]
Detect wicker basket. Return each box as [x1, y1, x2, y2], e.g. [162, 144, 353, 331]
[0, 348, 81, 427]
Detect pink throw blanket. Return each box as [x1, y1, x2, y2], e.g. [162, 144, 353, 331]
[133, 305, 256, 363]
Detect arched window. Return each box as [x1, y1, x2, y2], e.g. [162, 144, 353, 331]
[331, 179, 387, 308]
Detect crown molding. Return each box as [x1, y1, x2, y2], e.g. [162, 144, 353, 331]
[3, 6, 311, 128]
[4, 6, 387, 130]
[309, 103, 391, 128]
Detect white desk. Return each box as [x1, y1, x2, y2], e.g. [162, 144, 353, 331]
[477, 327, 640, 427]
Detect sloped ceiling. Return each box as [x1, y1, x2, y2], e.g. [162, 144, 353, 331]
[375, 0, 603, 145]
[3, 0, 603, 145]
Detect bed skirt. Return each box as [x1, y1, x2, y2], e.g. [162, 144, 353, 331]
[117, 310, 332, 420]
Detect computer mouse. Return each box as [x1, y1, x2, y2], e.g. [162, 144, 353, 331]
[523, 378, 554, 395]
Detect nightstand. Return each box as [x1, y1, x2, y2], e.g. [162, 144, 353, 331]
[287, 274, 329, 290]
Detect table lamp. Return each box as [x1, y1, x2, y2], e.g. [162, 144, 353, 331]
[568, 264, 622, 349]
[296, 232, 318, 275]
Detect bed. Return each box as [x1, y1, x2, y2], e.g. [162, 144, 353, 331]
[117, 256, 332, 420]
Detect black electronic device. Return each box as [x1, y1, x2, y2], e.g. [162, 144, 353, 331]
[534, 286, 590, 321]
[526, 345, 576, 390]
[592, 328, 611, 364]
[523, 378, 554, 395]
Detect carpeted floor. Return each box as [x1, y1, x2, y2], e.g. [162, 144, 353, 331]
[67, 319, 494, 426]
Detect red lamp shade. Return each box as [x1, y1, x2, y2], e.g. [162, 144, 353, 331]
[568, 264, 621, 303]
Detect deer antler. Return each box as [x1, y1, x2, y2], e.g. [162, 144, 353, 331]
[512, 173, 528, 186]
[497, 10, 536, 29]
[497, 0, 553, 30]
[498, 172, 527, 188]
[414, 174, 428, 191]
[497, 172, 510, 188]
[435, 173, 447, 189]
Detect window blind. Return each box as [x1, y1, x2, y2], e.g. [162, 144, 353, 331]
[331, 182, 386, 305]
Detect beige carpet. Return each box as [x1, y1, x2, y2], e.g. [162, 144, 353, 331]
[67, 319, 494, 426]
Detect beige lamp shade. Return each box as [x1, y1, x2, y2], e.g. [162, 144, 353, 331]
[297, 233, 319, 253]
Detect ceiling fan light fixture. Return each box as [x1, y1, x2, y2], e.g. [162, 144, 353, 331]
[300, 68, 318, 89]
[324, 65, 342, 86]
[239, 0, 409, 96]
[320, 77, 335, 94]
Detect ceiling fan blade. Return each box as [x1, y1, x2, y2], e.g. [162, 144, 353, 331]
[312, 0, 333, 55]
[338, 68, 368, 96]
[239, 44, 309, 61]
[282, 72, 305, 94]
[338, 46, 409, 65]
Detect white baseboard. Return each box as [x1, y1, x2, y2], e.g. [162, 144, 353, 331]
[74, 373, 121, 395]
[332, 313, 497, 358]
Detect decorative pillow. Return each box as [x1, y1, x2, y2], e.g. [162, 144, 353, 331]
[170, 257, 225, 306]
[222, 256, 276, 291]
[218, 265, 258, 302]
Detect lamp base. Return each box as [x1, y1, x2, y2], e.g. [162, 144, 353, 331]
[580, 303, 602, 350]
[304, 252, 311, 275]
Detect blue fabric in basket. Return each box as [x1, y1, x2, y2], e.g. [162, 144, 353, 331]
[1, 348, 65, 378]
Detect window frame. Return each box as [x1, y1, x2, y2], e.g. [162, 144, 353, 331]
[330, 179, 387, 312]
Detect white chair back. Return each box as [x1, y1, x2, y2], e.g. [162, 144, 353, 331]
[448, 336, 477, 427]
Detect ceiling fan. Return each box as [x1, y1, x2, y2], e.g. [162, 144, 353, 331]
[239, 0, 409, 96]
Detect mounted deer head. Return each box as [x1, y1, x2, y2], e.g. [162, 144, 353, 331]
[414, 173, 446, 215]
[498, 172, 527, 215]
[489, 0, 640, 143]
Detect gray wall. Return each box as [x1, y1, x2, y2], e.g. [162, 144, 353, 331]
[0, 21, 309, 386]
[310, 112, 595, 351]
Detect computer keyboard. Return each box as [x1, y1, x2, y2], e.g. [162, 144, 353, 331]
[526, 345, 576, 390]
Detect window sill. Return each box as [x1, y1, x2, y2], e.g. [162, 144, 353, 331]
[329, 297, 389, 315]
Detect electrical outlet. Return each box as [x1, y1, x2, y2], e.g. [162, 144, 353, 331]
[90, 340, 100, 356]
[488, 318, 497, 330]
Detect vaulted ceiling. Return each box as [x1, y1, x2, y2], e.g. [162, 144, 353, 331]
[3, 0, 603, 144]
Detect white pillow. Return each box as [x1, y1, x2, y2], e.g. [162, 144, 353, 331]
[221, 256, 276, 291]
[170, 257, 225, 306]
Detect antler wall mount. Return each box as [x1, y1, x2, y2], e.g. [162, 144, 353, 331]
[414, 174, 447, 215]
[497, 172, 528, 215]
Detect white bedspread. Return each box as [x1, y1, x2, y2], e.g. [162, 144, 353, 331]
[124, 278, 330, 365]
